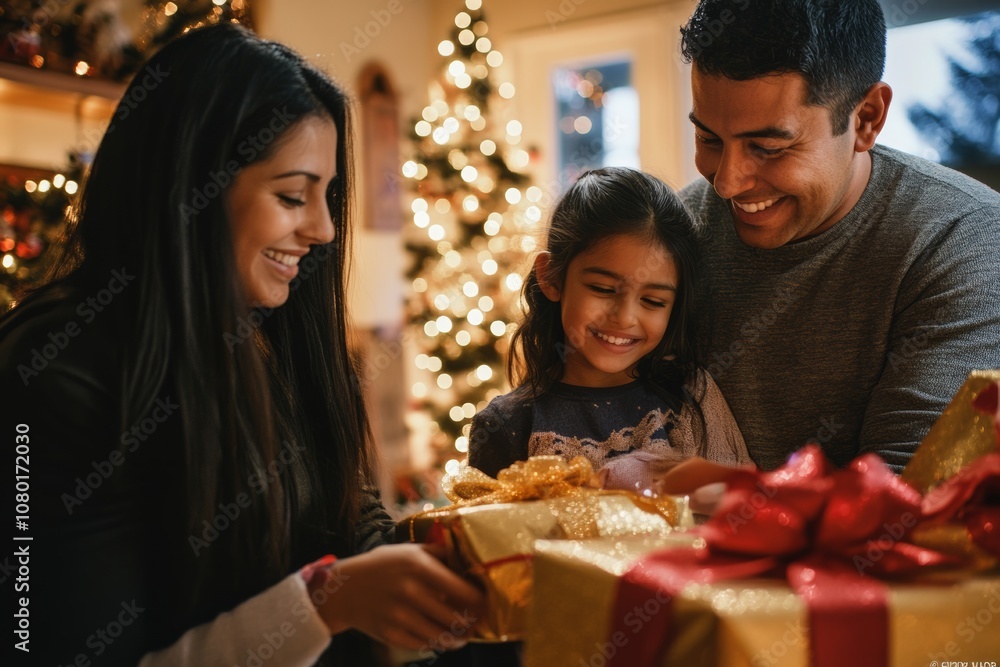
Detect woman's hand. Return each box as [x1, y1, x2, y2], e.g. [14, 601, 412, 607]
[310, 543, 485, 651]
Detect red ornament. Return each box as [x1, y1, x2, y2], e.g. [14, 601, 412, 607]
[14, 235, 42, 260]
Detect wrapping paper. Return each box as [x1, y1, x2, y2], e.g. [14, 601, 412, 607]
[525, 535, 1000, 667]
[524, 372, 1000, 665]
[398, 456, 691, 641]
[902, 370, 1000, 493]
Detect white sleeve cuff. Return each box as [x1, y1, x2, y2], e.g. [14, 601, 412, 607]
[138, 573, 331, 666]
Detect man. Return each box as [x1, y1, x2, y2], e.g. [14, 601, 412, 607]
[678, 0, 1000, 472]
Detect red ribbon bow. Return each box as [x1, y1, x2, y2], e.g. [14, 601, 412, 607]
[608, 445, 956, 667]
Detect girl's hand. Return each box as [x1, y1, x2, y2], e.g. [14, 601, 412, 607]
[651, 456, 750, 494]
[311, 543, 485, 651]
[651, 457, 756, 514]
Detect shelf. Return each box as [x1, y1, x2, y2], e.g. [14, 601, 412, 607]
[0, 61, 125, 100]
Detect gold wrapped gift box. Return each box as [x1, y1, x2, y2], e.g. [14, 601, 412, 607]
[525, 534, 1000, 667]
[398, 457, 692, 641]
[523, 370, 1000, 666]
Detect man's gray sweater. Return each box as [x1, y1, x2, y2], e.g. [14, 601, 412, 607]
[681, 144, 1000, 472]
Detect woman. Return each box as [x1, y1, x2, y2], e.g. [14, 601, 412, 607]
[1, 23, 481, 665]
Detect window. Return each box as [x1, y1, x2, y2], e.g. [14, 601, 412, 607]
[553, 60, 640, 189]
[882, 10, 1000, 187]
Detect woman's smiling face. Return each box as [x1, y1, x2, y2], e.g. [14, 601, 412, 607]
[226, 115, 338, 308]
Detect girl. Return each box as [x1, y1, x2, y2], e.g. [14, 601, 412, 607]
[469, 167, 751, 491]
[0, 24, 481, 665]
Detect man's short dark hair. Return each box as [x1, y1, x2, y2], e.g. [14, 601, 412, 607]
[680, 0, 886, 134]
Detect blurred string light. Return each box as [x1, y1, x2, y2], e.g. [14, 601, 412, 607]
[1, 164, 83, 308]
[402, 1, 538, 469]
[8, 0, 245, 83]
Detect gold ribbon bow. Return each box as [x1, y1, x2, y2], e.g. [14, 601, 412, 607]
[442, 455, 600, 505]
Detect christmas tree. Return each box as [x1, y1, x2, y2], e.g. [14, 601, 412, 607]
[403, 0, 541, 481]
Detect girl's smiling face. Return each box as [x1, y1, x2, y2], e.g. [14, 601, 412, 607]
[539, 233, 678, 387]
[226, 115, 338, 308]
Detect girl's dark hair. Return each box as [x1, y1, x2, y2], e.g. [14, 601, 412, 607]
[15, 23, 369, 607]
[509, 167, 703, 412]
[680, 0, 886, 135]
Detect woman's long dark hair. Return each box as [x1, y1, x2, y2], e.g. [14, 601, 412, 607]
[509, 167, 703, 412]
[12, 23, 370, 606]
